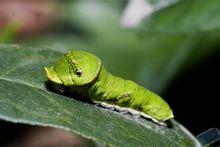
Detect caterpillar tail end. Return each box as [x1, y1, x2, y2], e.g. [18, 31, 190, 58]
[162, 110, 174, 122]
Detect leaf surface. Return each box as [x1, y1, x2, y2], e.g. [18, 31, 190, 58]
[0, 44, 199, 146]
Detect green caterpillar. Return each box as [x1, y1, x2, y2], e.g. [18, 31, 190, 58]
[45, 51, 174, 125]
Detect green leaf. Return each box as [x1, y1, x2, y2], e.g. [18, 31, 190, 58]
[25, 0, 220, 93]
[0, 44, 199, 146]
[136, 0, 220, 90]
[139, 0, 220, 33]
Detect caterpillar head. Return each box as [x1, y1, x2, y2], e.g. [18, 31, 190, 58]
[45, 51, 101, 86]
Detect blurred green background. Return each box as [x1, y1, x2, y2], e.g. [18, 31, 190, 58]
[0, 0, 219, 146]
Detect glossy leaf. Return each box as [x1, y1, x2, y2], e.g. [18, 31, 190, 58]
[139, 0, 220, 33]
[0, 44, 199, 146]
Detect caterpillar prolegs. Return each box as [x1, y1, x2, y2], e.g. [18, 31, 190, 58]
[45, 51, 174, 125]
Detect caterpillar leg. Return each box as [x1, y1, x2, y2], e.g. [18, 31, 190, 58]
[93, 101, 129, 113]
[140, 112, 166, 126]
[121, 107, 166, 126]
[93, 100, 166, 126]
[93, 101, 115, 110]
[114, 105, 131, 113]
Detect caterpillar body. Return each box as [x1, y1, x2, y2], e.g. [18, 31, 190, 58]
[45, 51, 174, 125]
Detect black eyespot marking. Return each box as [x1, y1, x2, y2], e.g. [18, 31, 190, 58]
[76, 70, 82, 77]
